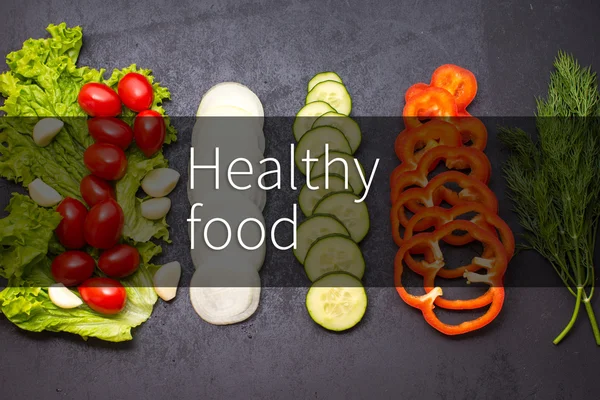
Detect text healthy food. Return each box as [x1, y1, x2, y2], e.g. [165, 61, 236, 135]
[391, 65, 514, 335]
[501, 52, 600, 346]
[293, 72, 371, 332]
[0, 24, 179, 342]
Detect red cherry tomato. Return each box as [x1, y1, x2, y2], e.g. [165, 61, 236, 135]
[55, 197, 88, 249]
[78, 83, 122, 117]
[117, 72, 154, 112]
[83, 142, 127, 181]
[134, 110, 166, 157]
[80, 175, 115, 207]
[51, 251, 95, 287]
[87, 117, 134, 149]
[84, 199, 124, 249]
[78, 277, 127, 315]
[98, 244, 140, 278]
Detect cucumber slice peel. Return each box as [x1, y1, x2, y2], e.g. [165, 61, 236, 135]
[299, 173, 354, 216]
[307, 72, 343, 92]
[313, 192, 370, 243]
[306, 272, 367, 332]
[306, 81, 352, 116]
[304, 234, 366, 282]
[295, 126, 351, 175]
[293, 214, 350, 264]
[312, 112, 362, 153]
[293, 101, 336, 141]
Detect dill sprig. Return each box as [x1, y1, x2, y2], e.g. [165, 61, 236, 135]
[500, 51, 600, 345]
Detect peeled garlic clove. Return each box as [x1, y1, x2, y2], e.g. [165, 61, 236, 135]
[33, 118, 64, 147]
[153, 261, 181, 301]
[48, 283, 83, 309]
[141, 168, 180, 197]
[141, 197, 171, 220]
[28, 178, 62, 207]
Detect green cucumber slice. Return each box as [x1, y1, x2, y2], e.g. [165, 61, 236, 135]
[293, 214, 350, 264]
[306, 81, 352, 116]
[307, 72, 343, 92]
[310, 151, 365, 195]
[306, 272, 367, 332]
[295, 126, 351, 175]
[312, 112, 362, 153]
[313, 192, 370, 243]
[293, 101, 336, 142]
[298, 173, 353, 217]
[304, 234, 365, 282]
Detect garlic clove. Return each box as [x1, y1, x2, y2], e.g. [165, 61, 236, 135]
[141, 197, 172, 220]
[48, 283, 83, 309]
[141, 168, 180, 197]
[28, 178, 63, 207]
[33, 118, 64, 147]
[153, 261, 181, 301]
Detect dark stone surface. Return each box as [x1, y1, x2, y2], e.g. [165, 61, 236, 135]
[1, 0, 600, 398]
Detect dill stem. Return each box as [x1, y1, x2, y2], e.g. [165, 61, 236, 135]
[553, 286, 582, 345]
[583, 297, 600, 346]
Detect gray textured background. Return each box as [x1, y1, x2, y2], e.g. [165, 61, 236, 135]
[1, 0, 600, 399]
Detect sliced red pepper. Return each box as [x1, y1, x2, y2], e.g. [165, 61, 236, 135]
[448, 116, 488, 160]
[457, 109, 471, 117]
[403, 87, 458, 129]
[394, 220, 508, 331]
[390, 145, 491, 205]
[405, 83, 429, 102]
[403, 202, 515, 258]
[430, 64, 478, 110]
[390, 171, 498, 247]
[392, 119, 462, 184]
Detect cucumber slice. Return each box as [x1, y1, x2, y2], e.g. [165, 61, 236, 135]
[310, 151, 365, 195]
[293, 101, 336, 142]
[304, 234, 365, 282]
[295, 126, 351, 175]
[298, 173, 353, 217]
[307, 72, 343, 92]
[306, 272, 367, 332]
[313, 192, 370, 243]
[312, 112, 362, 153]
[293, 214, 350, 264]
[306, 81, 352, 116]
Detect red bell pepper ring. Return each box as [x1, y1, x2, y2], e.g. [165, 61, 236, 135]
[390, 145, 492, 205]
[447, 117, 488, 167]
[403, 87, 458, 129]
[430, 64, 478, 110]
[391, 119, 462, 184]
[394, 221, 508, 331]
[405, 82, 429, 102]
[390, 171, 499, 247]
[403, 202, 515, 259]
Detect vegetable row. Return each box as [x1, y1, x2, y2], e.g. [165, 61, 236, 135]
[390, 65, 515, 335]
[292, 72, 369, 332]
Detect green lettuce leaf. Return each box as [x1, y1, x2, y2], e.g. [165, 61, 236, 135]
[0, 194, 62, 279]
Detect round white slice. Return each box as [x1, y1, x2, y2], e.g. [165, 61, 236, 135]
[189, 190, 266, 271]
[189, 260, 261, 325]
[197, 82, 264, 129]
[197, 105, 265, 153]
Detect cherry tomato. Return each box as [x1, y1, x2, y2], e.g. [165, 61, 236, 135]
[51, 251, 96, 286]
[117, 72, 154, 112]
[78, 83, 122, 117]
[430, 64, 478, 110]
[87, 117, 134, 149]
[80, 175, 115, 207]
[405, 82, 429, 102]
[98, 244, 140, 278]
[55, 197, 88, 249]
[78, 277, 127, 315]
[134, 110, 166, 157]
[83, 142, 127, 181]
[84, 199, 124, 249]
[402, 87, 458, 129]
